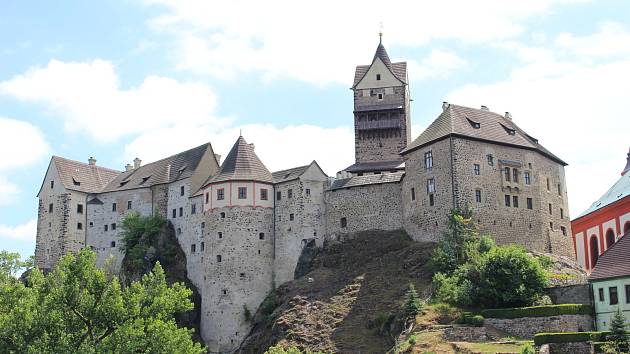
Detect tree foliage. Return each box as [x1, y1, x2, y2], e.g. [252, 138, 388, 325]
[0, 249, 205, 353]
[403, 283, 423, 320]
[120, 211, 167, 271]
[603, 307, 629, 353]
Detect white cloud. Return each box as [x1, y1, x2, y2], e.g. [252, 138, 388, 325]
[0, 219, 37, 242]
[143, 0, 587, 85]
[556, 22, 630, 58]
[0, 59, 229, 142]
[446, 43, 630, 216]
[124, 123, 355, 176]
[0, 176, 19, 205]
[408, 49, 468, 80]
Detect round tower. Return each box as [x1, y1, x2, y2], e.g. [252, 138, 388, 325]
[199, 136, 274, 352]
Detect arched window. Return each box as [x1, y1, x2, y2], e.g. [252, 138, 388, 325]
[590, 235, 600, 268]
[606, 229, 616, 249]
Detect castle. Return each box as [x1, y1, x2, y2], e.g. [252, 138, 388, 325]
[35, 39, 574, 352]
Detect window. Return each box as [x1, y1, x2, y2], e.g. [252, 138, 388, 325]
[289, 213, 295, 221]
[191, 204, 196, 214]
[424, 151, 433, 169]
[626, 285, 630, 304]
[77, 204, 83, 214]
[411, 188, 416, 201]
[513, 169, 519, 183]
[376, 74, 381, 80]
[240, 273, 245, 278]
[475, 190, 482, 203]
[112, 203, 117, 212]
[127, 200, 132, 210]
[217, 188, 224, 200]
[340, 217, 347, 228]
[49, 203, 53, 212]
[610, 286, 619, 305]
[201, 242, 205, 252]
[172, 209, 176, 218]
[474, 164, 480, 175]
[104, 224, 108, 232]
[191, 244, 196, 253]
[50, 180, 54, 189]
[505, 195, 511, 207]
[218, 232, 223, 239]
[179, 207, 183, 217]
[201, 222, 205, 229]
[560, 208, 564, 219]
[77, 222, 83, 230]
[238, 187, 247, 199]
[277, 191, 282, 200]
[487, 154, 494, 166]
[220, 212, 225, 219]
[524, 172, 531, 185]
[260, 188, 268, 200]
[558, 183, 562, 195]
[429, 194, 435, 206]
[599, 288, 605, 302]
[547, 178, 550, 191]
[205, 192, 209, 204]
[427, 178, 435, 193]
[111, 223, 116, 230]
[177, 228, 181, 235]
[180, 186, 185, 196]
[110, 241, 116, 247]
[216, 255, 222, 263]
[288, 189, 293, 199]
[513, 196, 519, 208]
[548, 203, 552, 215]
[306, 188, 311, 196]
[561, 226, 567, 236]
[259, 233, 265, 240]
[504, 167, 511, 182]
[527, 198, 533, 210]
[89, 222, 93, 227]
[377, 93, 383, 100]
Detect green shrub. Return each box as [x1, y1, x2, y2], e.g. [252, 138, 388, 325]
[470, 315, 484, 327]
[481, 304, 593, 319]
[534, 332, 607, 346]
[520, 342, 535, 354]
[408, 334, 417, 345]
[404, 284, 423, 320]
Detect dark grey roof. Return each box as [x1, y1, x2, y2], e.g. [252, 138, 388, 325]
[374, 43, 392, 68]
[401, 104, 567, 165]
[589, 232, 630, 281]
[50, 156, 120, 194]
[329, 171, 404, 191]
[209, 136, 273, 184]
[102, 143, 213, 192]
[272, 165, 310, 184]
[344, 160, 404, 174]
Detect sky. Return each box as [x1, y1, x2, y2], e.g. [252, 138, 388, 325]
[0, 0, 629, 260]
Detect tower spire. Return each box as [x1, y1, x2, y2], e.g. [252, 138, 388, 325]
[379, 22, 383, 44]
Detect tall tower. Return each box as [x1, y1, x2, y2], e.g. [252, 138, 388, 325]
[346, 34, 410, 174]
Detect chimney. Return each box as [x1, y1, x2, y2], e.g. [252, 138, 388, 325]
[505, 112, 512, 120]
[214, 154, 222, 165]
[88, 157, 96, 166]
[249, 143, 255, 150]
[442, 101, 449, 111]
[480, 105, 489, 111]
[125, 164, 133, 171]
[622, 148, 630, 176]
[133, 157, 142, 169]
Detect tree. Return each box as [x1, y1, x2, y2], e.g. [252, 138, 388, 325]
[120, 212, 167, 271]
[0, 251, 31, 281]
[0, 249, 205, 353]
[403, 283, 423, 320]
[604, 307, 629, 353]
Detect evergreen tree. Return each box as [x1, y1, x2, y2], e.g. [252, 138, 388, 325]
[608, 307, 629, 352]
[404, 283, 423, 320]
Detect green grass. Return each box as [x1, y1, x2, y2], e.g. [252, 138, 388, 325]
[457, 341, 531, 353]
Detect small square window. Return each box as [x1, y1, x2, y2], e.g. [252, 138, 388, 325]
[558, 183, 562, 195]
[560, 208, 564, 219]
[216, 255, 222, 263]
[599, 288, 605, 302]
[260, 188, 268, 201]
[377, 93, 383, 100]
[205, 192, 209, 204]
[513, 169, 519, 183]
[474, 164, 480, 175]
[549, 203, 553, 215]
[429, 194, 435, 206]
[77, 204, 83, 214]
[217, 188, 225, 200]
[110, 241, 116, 247]
[104, 224, 108, 232]
[527, 198, 533, 210]
[561, 226, 567, 236]
[172, 209, 177, 218]
[424, 151, 433, 169]
[77, 222, 83, 230]
[487, 154, 494, 166]
[238, 187, 247, 199]
[411, 188, 416, 201]
[50, 180, 54, 189]
[610, 286, 619, 305]
[306, 188, 311, 196]
[288, 189, 293, 199]
[180, 186, 185, 196]
[504, 167, 511, 182]
[625, 285, 630, 304]
[191, 204, 197, 214]
[427, 178, 435, 193]
[376, 74, 381, 80]
[220, 212, 226, 219]
[179, 207, 183, 217]
[512, 196, 519, 208]
[201, 242, 205, 252]
[177, 228, 181, 235]
[289, 213, 295, 221]
[111, 223, 116, 230]
[505, 195, 511, 207]
[112, 203, 117, 212]
[259, 233, 265, 240]
[218, 232, 223, 239]
[340, 217, 347, 228]
[277, 191, 282, 200]
[127, 201, 132, 210]
[49, 203, 53, 213]
[240, 272, 245, 278]
[524, 172, 531, 185]
[475, 190, 482, 203]
[191, 244, 196, 253]
[201, 222, 205, 229]
[89, 222, 93, 227]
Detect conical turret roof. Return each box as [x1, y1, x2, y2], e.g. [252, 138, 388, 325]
[209, 136, 273, 184]
[373, 42, 392, 68]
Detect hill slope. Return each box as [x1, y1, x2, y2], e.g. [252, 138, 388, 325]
[240, 230, 435, 353]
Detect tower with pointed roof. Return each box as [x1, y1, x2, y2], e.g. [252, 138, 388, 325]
[346, 34, 410, 174]
[199, 135, 275, 352]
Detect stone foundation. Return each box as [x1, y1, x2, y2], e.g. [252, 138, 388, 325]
[484, 314, 593, 339]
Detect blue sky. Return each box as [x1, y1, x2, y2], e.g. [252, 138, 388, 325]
[1, 0, 629, 259]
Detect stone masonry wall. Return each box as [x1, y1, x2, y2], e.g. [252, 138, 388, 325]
[484, 314, 593, 339]
[325, 181, 402, 238]
[200, 206, 274, 353]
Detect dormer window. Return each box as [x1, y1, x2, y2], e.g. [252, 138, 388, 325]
[140, 176, 151, 184]
[119, 180, 129, 187]
[72, 177, 81, 186]
[376, 74, 381, 80]
[466, 117, 481, 129]
[500, 123, 516, 135]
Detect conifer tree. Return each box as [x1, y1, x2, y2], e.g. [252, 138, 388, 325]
[608, 307, 629, 352]
[404, 283, 422, 320]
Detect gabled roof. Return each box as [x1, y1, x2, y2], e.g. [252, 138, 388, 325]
[343, 160, 404, 174]
[102, 143, 213, 192]
[272, 161, 328, 184]
[401, 104, 567, 166]
[589, 232, 630, 281]
[576, 172, 630, 219]
[208, 136, 273, 184]
[352, 42, 407, 88]
[48, 156, 120, 194]
[329, 171, 404, 191]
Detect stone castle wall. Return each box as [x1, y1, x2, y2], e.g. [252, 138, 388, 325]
[325, 181, 403, 238]
[484, 314, 593, 339]
[200, 206, 274, 353]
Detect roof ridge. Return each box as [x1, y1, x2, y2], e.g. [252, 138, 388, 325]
[52, 155, 122, 173]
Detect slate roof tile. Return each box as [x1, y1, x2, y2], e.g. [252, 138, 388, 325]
[208, 136, 273, 184]
[329, 171, 403, 191]
[589, 232, 630, 281]
[51, 156, 120, 194]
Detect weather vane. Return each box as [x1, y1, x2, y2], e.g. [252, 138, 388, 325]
[379, 22, 383, 44]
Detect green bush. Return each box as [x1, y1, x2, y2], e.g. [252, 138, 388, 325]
[520, 342, 535, 354]
[481, 304, 593, 319]
[470, 315, 484, 327]
[534, 332, 606, 346]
